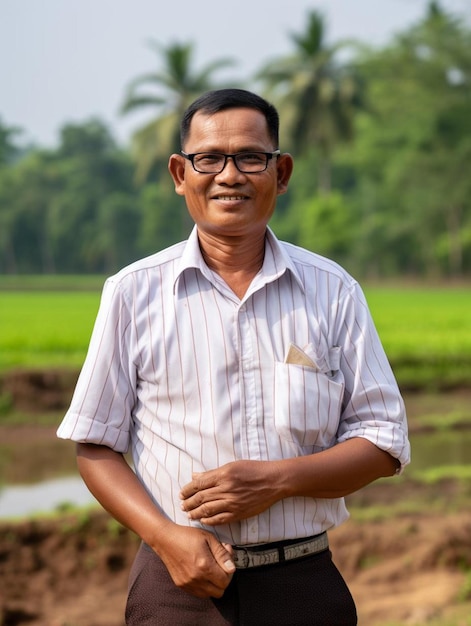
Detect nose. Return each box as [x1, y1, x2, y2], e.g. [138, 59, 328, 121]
[215, 156, 246, 181]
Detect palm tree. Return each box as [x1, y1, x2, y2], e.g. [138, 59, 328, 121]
[121, 41, 236, 183]
[0, 118, 23, 167]
[257, 11, 364, 193]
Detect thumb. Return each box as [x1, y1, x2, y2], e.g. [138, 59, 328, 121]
[212, 540, 236, 575]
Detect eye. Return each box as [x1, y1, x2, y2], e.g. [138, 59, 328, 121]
[194, 153, 223, 165]
[238, 152, 266, 165]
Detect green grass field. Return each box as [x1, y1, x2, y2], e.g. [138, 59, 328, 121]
[0, 276, 104, 369]
[1, 277, 471, 388]
[0, 291, 100, 369]
[365, 287, 471, 356]
[364, 286, 471, 388]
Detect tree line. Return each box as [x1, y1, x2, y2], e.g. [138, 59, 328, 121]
[1, 1, 470, 279]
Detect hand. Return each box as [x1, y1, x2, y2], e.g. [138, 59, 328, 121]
[180, 460, 282, 525]
[152, 524, 235, 599]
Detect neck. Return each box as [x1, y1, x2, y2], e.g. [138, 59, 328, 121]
[197, 228, 267, 299]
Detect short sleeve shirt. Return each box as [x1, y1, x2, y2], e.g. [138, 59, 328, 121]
[57, 226, 410, 545]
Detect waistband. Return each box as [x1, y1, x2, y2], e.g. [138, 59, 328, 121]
[231, 532, 329, 569]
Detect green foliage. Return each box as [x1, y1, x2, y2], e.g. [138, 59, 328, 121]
[348, 1, 471, 277]
[0, 119, 143, 274]
[0, 274, 105, 291]
[0, 390, 13, 415]
[257, 10, 364, 193]
[412, 466, 471, 483]
[0, 118, 24, 167]
[458, 571, 471, 602]
[0, 2, 470, 278]
[295, 191, 356, 267]
[138, 181, 191, 254]
[57, 509, 93, 534]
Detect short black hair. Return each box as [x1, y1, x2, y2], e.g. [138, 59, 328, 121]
[180, 89, 279, 148]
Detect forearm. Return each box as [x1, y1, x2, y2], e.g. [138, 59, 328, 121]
[181, 437, 400, 526]
[277, 438, 399, 500]
[76, 443, 235, 597]
[76, 443, 172, 547]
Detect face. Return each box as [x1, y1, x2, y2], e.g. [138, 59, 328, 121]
[168, 108, 293, 239]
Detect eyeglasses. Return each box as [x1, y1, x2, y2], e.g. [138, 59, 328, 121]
[180, 150, 281, 174]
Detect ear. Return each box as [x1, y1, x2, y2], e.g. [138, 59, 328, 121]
[168, 154, 186, 196]
[276, 153, 294, 196]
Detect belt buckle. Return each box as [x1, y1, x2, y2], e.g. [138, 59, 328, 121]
[233, 547, 250, 569]
[233, 546, 279, 568]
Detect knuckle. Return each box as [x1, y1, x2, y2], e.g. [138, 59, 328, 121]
[201, 502, 211, 517]
[195, 492, 205, 506]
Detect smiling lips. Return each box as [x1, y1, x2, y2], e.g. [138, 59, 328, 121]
[213, 195, 248, 201]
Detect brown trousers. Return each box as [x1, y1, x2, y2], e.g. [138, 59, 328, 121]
[125, 542, 357, 625]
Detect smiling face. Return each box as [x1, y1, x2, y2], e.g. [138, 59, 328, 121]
[168, 107, 293, 240]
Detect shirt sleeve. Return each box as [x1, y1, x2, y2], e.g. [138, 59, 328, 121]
[335, 282, 411, 473]
[56, 277, 136, 453]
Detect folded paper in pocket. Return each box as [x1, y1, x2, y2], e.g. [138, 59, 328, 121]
[284, 342, 319, 370]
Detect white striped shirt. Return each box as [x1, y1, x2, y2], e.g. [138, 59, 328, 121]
[57, 226, 410, 545]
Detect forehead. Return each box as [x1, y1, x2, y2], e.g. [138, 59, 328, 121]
[185, 108, 272, 150]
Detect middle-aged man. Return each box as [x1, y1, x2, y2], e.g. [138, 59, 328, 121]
[58, 88, 410, 625]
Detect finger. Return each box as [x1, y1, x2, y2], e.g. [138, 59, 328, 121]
[198, 512, 234, 526]
[222, 542, 233, 556]
[180, 472, 211, 499]
[211, 540, 236, 576]
[188, 577, 229, 599]
[181, 488, 213, 513]
[184, 499, 223, 521]
[181, 485, 226, 514]
[179, 483, 197, 499]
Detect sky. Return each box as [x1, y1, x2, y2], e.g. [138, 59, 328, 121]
[1, 0, 470, 148]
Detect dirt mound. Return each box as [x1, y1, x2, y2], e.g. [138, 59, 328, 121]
[1, 510, 470, 626]
[0, 512, 138, 626]
[331, 513, 471, 624]
[1, 369, 78, 412]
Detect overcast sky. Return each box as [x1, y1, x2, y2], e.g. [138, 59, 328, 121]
[1, 0, 469, 147]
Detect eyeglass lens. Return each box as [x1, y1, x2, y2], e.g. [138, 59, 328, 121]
[193, 153, 269, 173]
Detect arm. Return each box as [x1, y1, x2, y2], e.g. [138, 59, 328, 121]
[281, 437, 400, 498]
[76, 443, 235, 598]
[181, 282, 407, 527]
[180, 438, 398, 526]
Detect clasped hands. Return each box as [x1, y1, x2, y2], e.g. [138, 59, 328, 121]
[158, 459, 283, 598]
[180, 459, 283, 525]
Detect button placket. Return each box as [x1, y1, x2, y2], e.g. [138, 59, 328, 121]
[237, 301, 261, 541]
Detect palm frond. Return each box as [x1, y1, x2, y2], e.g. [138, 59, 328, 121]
[120, 38, 237, 180]
[120, 95, 167, 114]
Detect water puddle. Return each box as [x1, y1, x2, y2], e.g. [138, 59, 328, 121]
[0, 475, 97, 519]
[1, 390, 470, 519]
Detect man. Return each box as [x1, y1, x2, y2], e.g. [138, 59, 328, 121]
[57, 88, 410, 625]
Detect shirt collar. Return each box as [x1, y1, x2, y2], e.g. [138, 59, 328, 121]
[174, 225, 305, 294]
[261, 227, 305, 292]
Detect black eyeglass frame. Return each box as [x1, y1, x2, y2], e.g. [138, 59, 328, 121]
[180, 150, 281, 174]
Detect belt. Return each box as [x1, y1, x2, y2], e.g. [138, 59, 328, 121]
[232, 532, 328, 569]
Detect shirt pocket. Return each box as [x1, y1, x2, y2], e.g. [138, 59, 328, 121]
[273, 361, 344, 448]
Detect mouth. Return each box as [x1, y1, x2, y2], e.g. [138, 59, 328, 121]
[212, 195, 248, 201]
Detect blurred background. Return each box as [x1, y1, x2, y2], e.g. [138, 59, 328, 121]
[1, 0, 471, 277]
[1, 2, 471, 625]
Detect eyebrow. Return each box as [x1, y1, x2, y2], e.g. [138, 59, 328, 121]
[187, 146, 274, 153]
